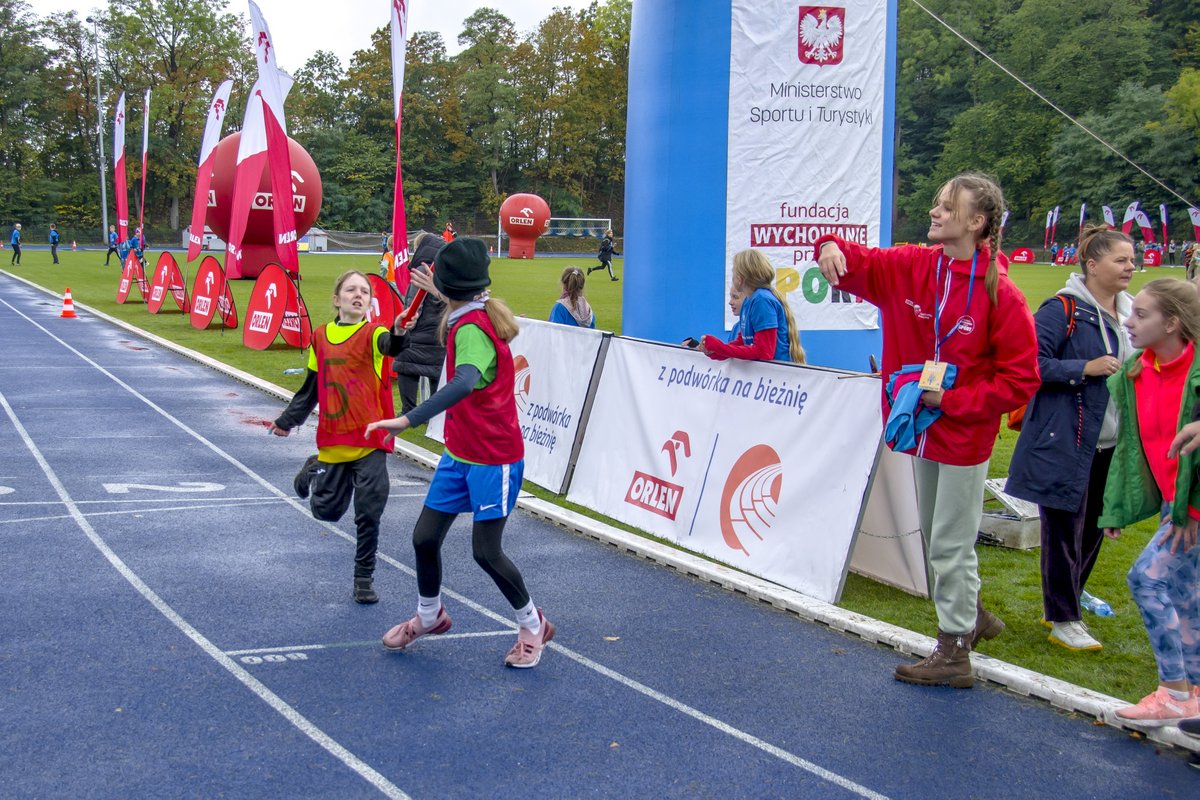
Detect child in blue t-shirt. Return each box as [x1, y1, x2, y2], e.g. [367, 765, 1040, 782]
[701, 249, 804, 363]
[49, 224, 60, 264]
[9, 223, 21, 266]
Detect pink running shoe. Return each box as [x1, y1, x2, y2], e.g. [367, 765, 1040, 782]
[505, 609, 556, 668]
[1114, 687, 1200, 727]
[382, 607, 453, 651]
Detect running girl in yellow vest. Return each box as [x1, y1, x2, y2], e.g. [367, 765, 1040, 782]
[270, 270, 411, 604]
[366, 238, 555, 669]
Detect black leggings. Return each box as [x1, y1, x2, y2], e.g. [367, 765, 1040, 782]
[412, 506, 530, 609]
[10, 243, 20, 265]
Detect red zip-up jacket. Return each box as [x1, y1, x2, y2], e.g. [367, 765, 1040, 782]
[814, 235, 1039, 466]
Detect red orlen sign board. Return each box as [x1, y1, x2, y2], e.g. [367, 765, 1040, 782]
[148, 252, 189, 313]
[189, 256, 238, 329]
[116, 252, 147, 303]
[1009, 247, 1035, 264]
[243, 264, 291, 350]
[367, 273, 403, 328]
[279, 272, 312, 350]
[1144, 248, 1162, 267]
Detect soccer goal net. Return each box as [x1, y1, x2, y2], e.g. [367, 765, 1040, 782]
[544, 218, 612, 238]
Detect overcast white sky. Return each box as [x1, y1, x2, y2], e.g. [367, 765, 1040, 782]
[28, 0, 571, 71]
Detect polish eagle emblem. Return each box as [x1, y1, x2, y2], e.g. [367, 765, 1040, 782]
[798, 7, 844, 66]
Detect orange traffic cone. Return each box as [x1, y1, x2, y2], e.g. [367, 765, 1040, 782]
[60, 288, 77, 318]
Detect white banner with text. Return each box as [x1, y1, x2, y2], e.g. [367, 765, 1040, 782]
[567, 338, 882, 603]
[726, 0, 887, 330]
[428, 318, 605, 492]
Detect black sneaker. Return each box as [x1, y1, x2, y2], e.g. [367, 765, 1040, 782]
[1180, 716, 1200, 738]
[353, 577, 379, 604]
[293, 454, 319, 499]
[611, 276, 619, 281]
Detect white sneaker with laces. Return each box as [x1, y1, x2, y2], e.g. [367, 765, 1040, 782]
[1048, 620, 1102, 651]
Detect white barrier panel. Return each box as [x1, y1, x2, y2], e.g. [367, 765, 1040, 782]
[568, 338, 881, 603]
[427, 318, 606, 492]
[848, 446, 929, 597]
[725, 0, 887, 331]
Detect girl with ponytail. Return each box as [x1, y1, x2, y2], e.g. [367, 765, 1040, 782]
[700, 248, 805, 363]
[815, 172, 1039, 690]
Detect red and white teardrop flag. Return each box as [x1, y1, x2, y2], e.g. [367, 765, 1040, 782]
[1133, 207, 1156, 243]
[1044, 209, 1052, 248]
[1102, 205, 1115, 229]
[113, 92, 129, 243]
[188, 80, 233, 262]
[1077, 203, 1086, 241]
[1050, 205, 1060, 243]
[1189, 207, 1200, 242]
[225, 1, 298, 279]
[1121, 201, 1138, 235]
[138, 88, 151, 238]
[390, 0, 412, 293]
[1159, 204, 1169, 243]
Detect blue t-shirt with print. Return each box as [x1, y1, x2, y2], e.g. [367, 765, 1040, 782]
[737, 287, 791, 361]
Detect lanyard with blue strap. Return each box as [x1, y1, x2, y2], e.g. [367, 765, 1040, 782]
[932, 249, 978, 361]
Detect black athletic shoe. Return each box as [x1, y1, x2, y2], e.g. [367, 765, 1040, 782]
[293, 454, 319, 499]
[611, 276, 619, 281]
[353, 577, 379, 604]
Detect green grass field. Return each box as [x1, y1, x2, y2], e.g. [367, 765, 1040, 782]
[5, 247, 1182, 702]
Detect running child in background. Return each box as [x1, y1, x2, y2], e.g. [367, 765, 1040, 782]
[588, 229, 619, 281]
[817, 172, 1039, 689]
[366, 238, 555, 669]
[1099, 278, 1200, 727]
[104, 225, 119, 266]
[549, 267, 595, 328]
[700, 248, 804, 363]
[269, 270, 412, 605]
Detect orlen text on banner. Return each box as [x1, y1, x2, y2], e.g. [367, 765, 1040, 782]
[726, 1, 887, 332]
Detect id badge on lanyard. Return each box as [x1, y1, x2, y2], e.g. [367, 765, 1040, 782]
[922, 251, 977, 391]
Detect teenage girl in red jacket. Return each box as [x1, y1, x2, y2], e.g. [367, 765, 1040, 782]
[817, 172, 1039, 688]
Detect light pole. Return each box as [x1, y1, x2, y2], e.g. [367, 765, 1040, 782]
[86, 16, 109, 243]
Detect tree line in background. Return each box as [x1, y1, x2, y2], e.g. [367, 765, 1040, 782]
[0, 0, 1197, 248]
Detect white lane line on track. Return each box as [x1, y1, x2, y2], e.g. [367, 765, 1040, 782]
[1, 297, 891, 800]
[226, 631, 516, 657]
[0, 492, 427, 508]
[0, 498, 290, 526]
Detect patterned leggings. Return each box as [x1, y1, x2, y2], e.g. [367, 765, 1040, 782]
[1127, 512, 1200, 684]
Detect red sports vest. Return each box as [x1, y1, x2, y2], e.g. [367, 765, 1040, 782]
[444, 310, 524, 465]
[313, 323, 395, 452]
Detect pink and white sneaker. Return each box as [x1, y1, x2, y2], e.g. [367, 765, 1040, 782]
[1114, 687, 1200, 727]
[382, 607, 453, 651]
[504, 609, 556, 668]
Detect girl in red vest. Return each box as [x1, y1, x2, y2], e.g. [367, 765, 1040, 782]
[270, 270, 410, 605]
[817, 172, 1039, 688]
[367, 238, 554, 669]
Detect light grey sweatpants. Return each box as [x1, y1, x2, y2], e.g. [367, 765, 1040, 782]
[913, 457, 989, 635]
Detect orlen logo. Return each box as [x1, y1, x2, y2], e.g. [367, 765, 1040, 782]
[719, 445, 783, 556]
[508, 206, 535, 227]
[798, 7, 845, 66]
[193, 296, 211, 316]
[513, 355, 532, 413]
[625, 471, 684, 521]
[249, 310, 274, 333]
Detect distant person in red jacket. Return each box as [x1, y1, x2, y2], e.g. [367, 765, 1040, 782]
[442, 221, 456, 244]
[817, 172, 1039, 689]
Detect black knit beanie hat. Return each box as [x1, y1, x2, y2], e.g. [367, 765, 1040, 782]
[433, 237, 491, 300]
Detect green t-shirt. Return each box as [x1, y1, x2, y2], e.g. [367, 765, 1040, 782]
[454, 323, 497, 389]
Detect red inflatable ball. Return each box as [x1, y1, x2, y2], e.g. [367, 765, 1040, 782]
[205, 132, 323, 279]
[499, 193, 551, 259]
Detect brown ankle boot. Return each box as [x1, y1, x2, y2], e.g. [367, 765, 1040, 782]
[894, 630, 974, 688]
[972, 597, 1005, 649]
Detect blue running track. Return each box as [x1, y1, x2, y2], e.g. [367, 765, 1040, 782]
[0, 273, 1194, 798]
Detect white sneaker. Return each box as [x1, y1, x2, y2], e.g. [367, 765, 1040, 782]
[1048, 620, 1102, 651]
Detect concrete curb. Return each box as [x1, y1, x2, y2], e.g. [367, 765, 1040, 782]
[10, 270, 1197, 756]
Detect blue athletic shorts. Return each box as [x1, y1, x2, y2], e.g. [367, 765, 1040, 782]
[424, 452, 523, 521]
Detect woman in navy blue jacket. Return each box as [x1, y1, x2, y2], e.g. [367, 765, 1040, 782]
[1007, 225, 1134, 652]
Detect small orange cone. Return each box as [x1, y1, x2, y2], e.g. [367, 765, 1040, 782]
[60, 288, 77, 318]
